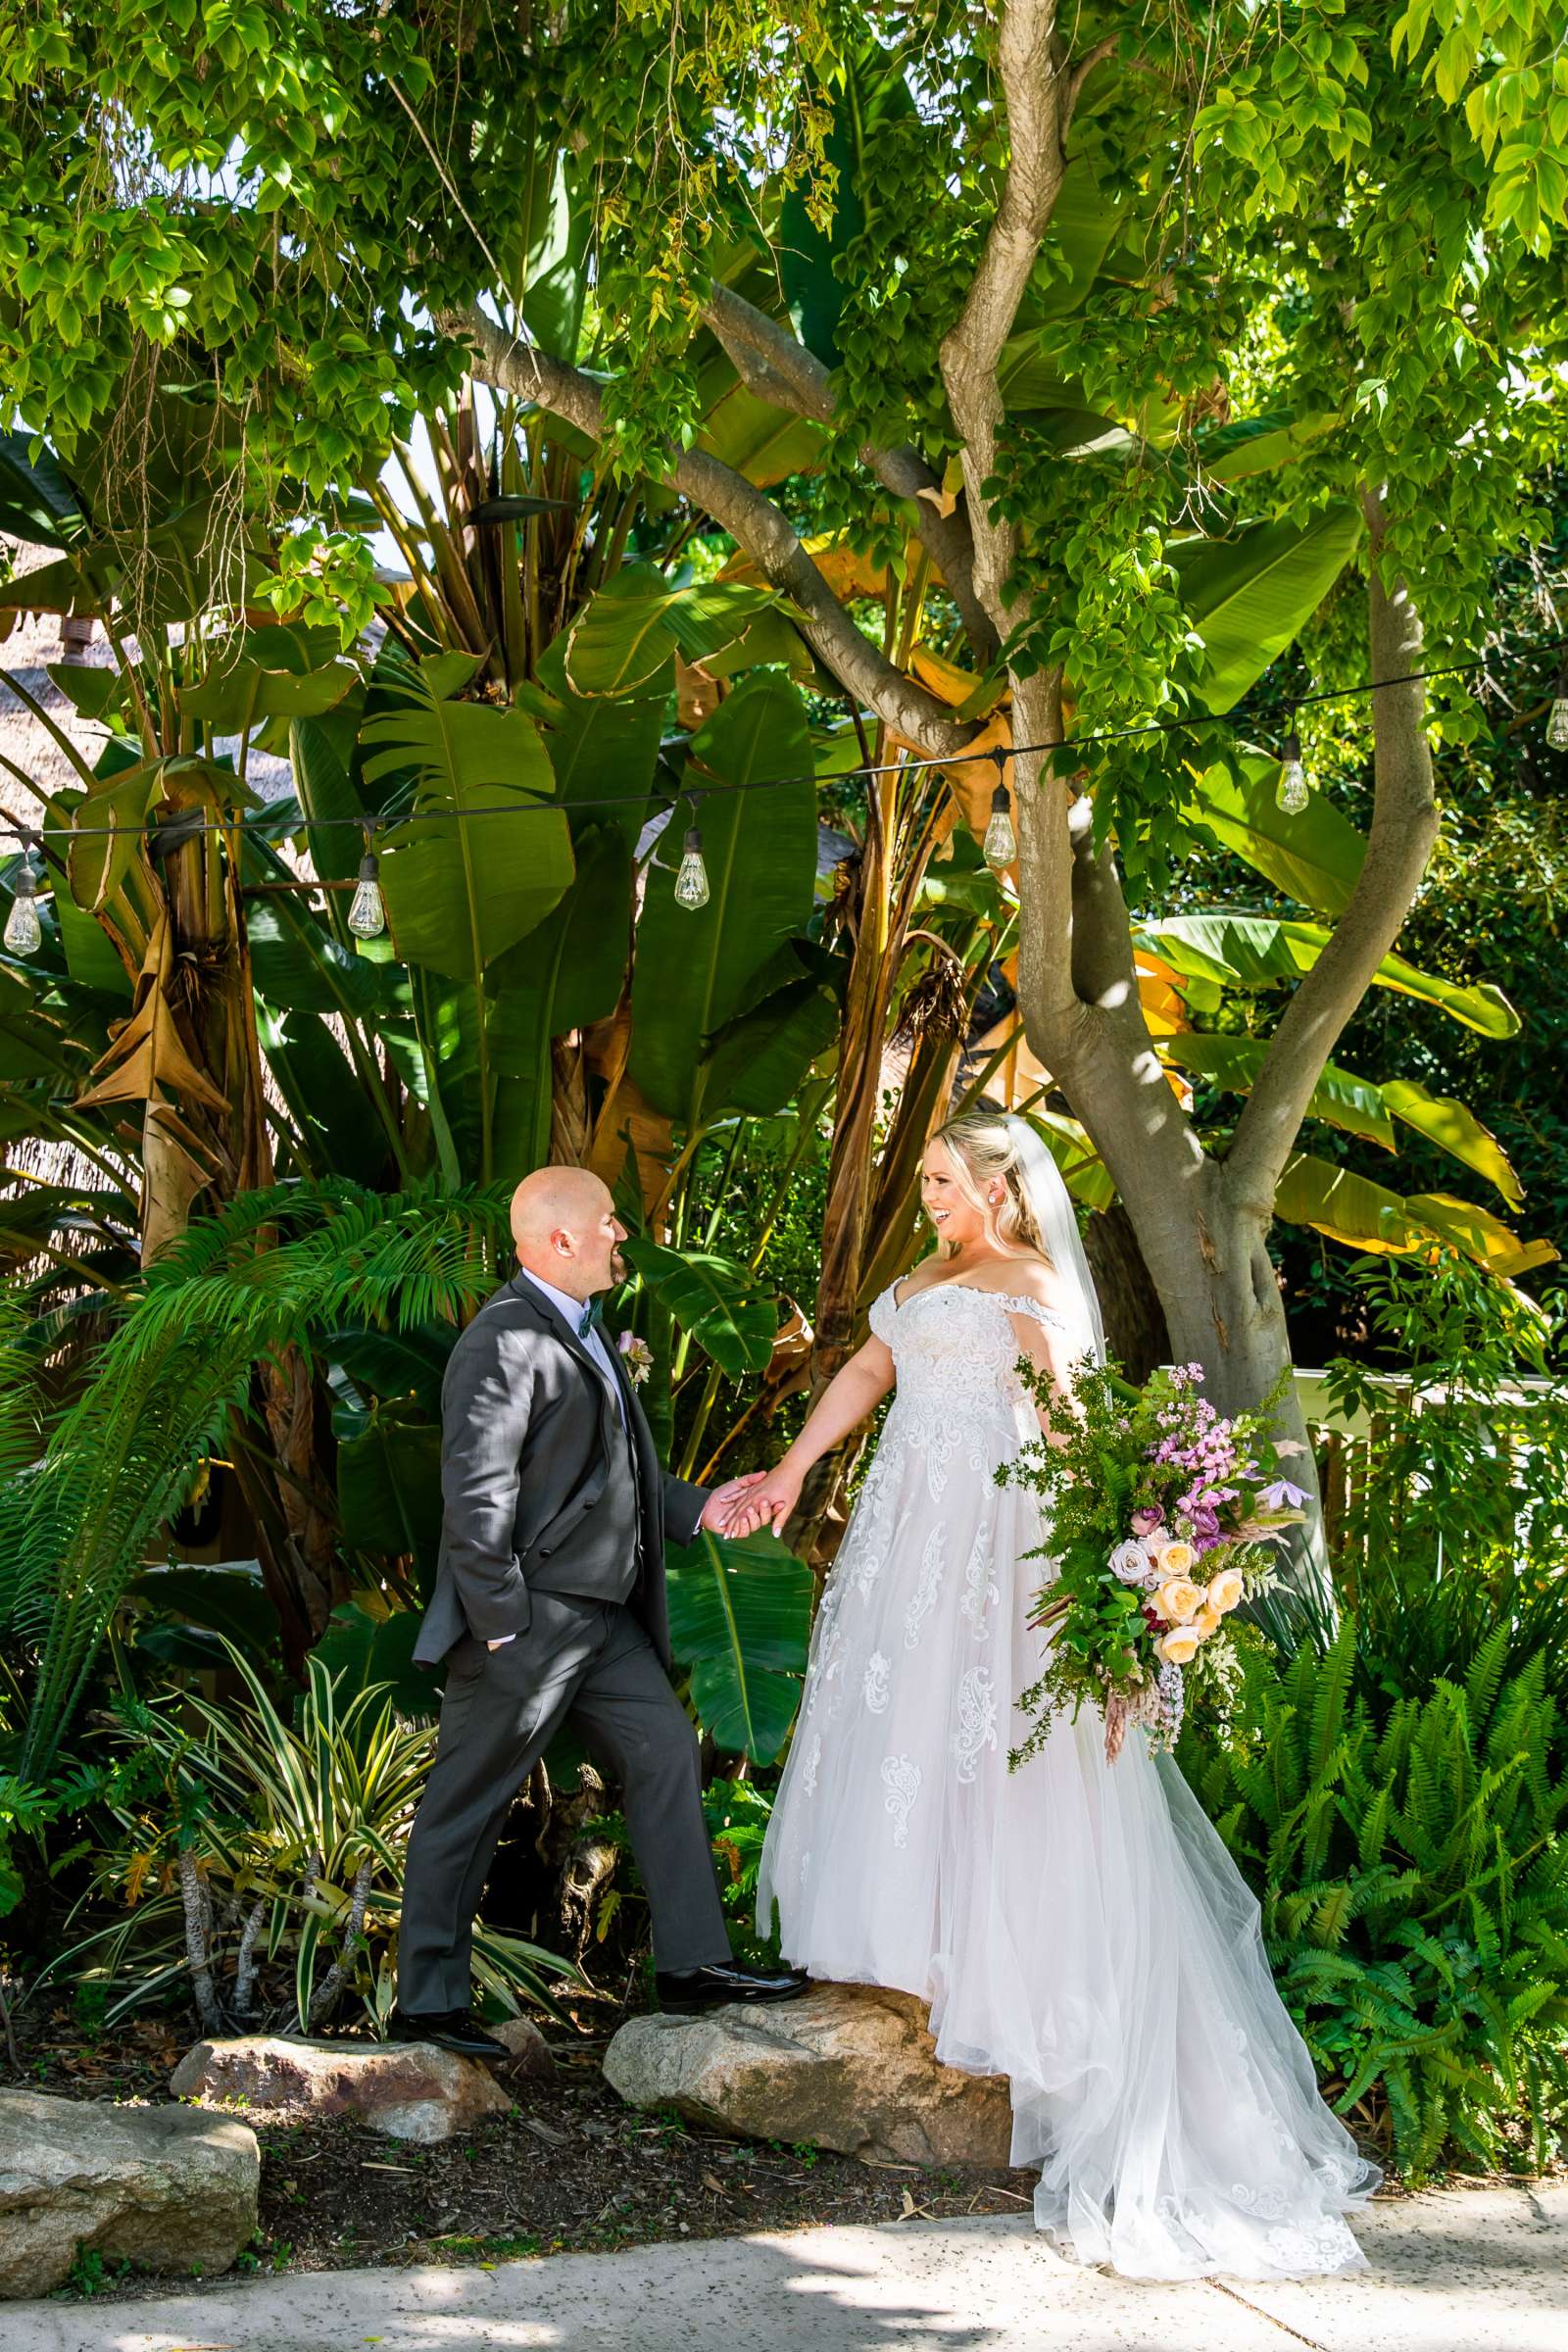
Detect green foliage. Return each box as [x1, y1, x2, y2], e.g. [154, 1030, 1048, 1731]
[7, 1183, 506, 1773]
[704, 1776, 780, 1963]
[1178, 1620, 1568, 2179]
[620, 1238, 777, 1380]
[1323, 1253, 1568, 1700]
[1179, 1256, 1568, 2177]
[58, 1644, 571, 2034]
[664, 1529, 813, 1764]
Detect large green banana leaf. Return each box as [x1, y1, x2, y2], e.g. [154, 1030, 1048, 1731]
[1161, 1033, 1395, 1148]
[255, 1005, 391, 1186]
[244, 861, 399, 1025]
[1167, 1036, 1521, 1206]
[289, 699, 367, 889]
[1027, 1109, 1117, 1210]
[1197, 411, 1342, 483]
[324, 1320, 456, 1418]
[533, 636, 665, 845]
[1275, 1152, 1553, 1278]
[486, 824, 634, 1173]
[364, 646, 575, 984]
[619, 1237, 777, 1377]
[495, 145, 590, 359]
[628, 672, 817, 1128]
[336, 1399, 444, 1581]
[406, 967, 486, 1187]
[182, 623, 359, 731]
[700, 940, 847, 1119]
[1171, 506, 1363, 711]
[1380, 1079, 1525, 1210]
[564, 568, 774, 697]
[0, 427, 89, 546]
[1186, 754, 1368, 916]
[691, 349, 828, 489]
[664, 1528, 812, 1763]
[313, 1602, 432, 1717]
[1138, 913, 1520, 1038]
[777, 41, 917, 364]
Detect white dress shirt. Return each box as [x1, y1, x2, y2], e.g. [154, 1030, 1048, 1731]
[486, 1269, 626, 1648]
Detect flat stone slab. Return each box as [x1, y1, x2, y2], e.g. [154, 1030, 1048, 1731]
[170, 2034, 512, 2145]
[14, 2195, 1565, 2352]
[604, 1982, 1015, 2168]
[0, 2087, 258, 2300]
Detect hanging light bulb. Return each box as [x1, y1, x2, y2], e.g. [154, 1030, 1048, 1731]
[347, 830, 385, 939]
[1547, 662, 1568, 753]
[674, 820, 710, 910]
[983, 778, 1017, 865]
[1275, 727, 1310, 815]
[4, 838, 42, 957]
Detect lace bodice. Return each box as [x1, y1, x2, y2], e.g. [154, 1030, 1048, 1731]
[867, 1279, 1072, 1426]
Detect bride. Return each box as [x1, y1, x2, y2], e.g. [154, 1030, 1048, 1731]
[723, 1111, 1379, 2281]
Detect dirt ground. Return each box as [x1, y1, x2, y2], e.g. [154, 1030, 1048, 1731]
[20, 2005, 1043, 2300]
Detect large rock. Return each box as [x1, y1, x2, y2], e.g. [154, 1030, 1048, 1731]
[493, 2013, 557, 2078]
[170, 2034, 512, 2144]
[603, 1983, 1014, 2168]
[0, 2088, 258, 2299]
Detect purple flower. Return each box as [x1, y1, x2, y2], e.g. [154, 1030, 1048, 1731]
[1131, 1507, 1163, 1538]
[1256, 1477, 1308, 1511]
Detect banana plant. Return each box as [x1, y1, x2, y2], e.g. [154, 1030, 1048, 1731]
[663, 1526, 813, 1764]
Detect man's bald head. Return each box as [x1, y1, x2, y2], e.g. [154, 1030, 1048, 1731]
[510, 1166, 626, 1298]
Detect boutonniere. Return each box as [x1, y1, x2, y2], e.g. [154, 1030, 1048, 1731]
[616, 1330, 654, 1386]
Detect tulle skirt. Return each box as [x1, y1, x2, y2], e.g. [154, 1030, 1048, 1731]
[757, 1397, 1380, 2280]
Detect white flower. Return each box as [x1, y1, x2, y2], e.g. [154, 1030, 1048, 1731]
[1109, 1539, 1152, 1585]
[615, 1331, 654, 1386]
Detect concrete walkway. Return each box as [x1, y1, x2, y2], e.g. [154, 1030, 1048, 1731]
[11, 2181, 1568, 2352]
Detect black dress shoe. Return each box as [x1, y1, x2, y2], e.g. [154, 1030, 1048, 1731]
[654, 1961, 809, 2015]
[387, 2006, 509, 2060]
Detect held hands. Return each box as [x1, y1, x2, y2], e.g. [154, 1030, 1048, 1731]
[709, 1463, 804, 1542]
[698, 1471, 770, 1538]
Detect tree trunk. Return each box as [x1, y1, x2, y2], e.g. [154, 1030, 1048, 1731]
[1082, 1202, 1169, 1383]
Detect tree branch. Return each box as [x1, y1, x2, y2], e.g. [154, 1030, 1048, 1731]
[442, 303, 972, 757]
[1068, 33, 1120, 111]
[1224, 486, 1441, 1214]
[940, 2, 1094, 1028]
[703, 286, 1000, 662]
[940, 0, 1073, 611]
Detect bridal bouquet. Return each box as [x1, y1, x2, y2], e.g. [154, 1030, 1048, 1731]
[1004, 1358, 1309, 1767]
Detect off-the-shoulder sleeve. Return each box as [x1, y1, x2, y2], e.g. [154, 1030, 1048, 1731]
[999, 1294, 1070, 1334]
[868, 1287, 899, 1346]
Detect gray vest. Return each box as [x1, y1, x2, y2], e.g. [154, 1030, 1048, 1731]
[527, 1355, 646, 1605]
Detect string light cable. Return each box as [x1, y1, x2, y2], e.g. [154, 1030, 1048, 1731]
[1, 637, 1564, 949]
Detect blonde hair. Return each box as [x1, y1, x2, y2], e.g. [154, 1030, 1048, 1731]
[930, 1113, 1052, 1263]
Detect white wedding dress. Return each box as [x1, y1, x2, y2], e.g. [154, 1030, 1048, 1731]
[757, 1279, 1379, 2281]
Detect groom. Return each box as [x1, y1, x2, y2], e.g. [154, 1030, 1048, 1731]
[393, 1165, 807, 2056]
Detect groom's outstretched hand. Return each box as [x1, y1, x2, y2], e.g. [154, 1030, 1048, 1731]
[698, 1471, 770, 1538]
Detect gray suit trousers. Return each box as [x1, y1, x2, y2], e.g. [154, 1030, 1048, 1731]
[398, 1592, 732, 2014]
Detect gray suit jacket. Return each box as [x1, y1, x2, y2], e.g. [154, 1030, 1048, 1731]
[414, 1274, 709, 1672]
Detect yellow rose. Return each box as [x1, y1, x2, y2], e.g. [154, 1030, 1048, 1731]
[1154, 1576, 1203, 1625]
[1151, 1538, 1196, 1578]
[1156, 1626, 1203, 1666]
[1205, 1567, 1246, 1615]
[1191, 1602, 1223, 1640]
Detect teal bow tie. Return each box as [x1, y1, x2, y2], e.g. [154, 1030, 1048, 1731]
[578, 1297, 605, 1339]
